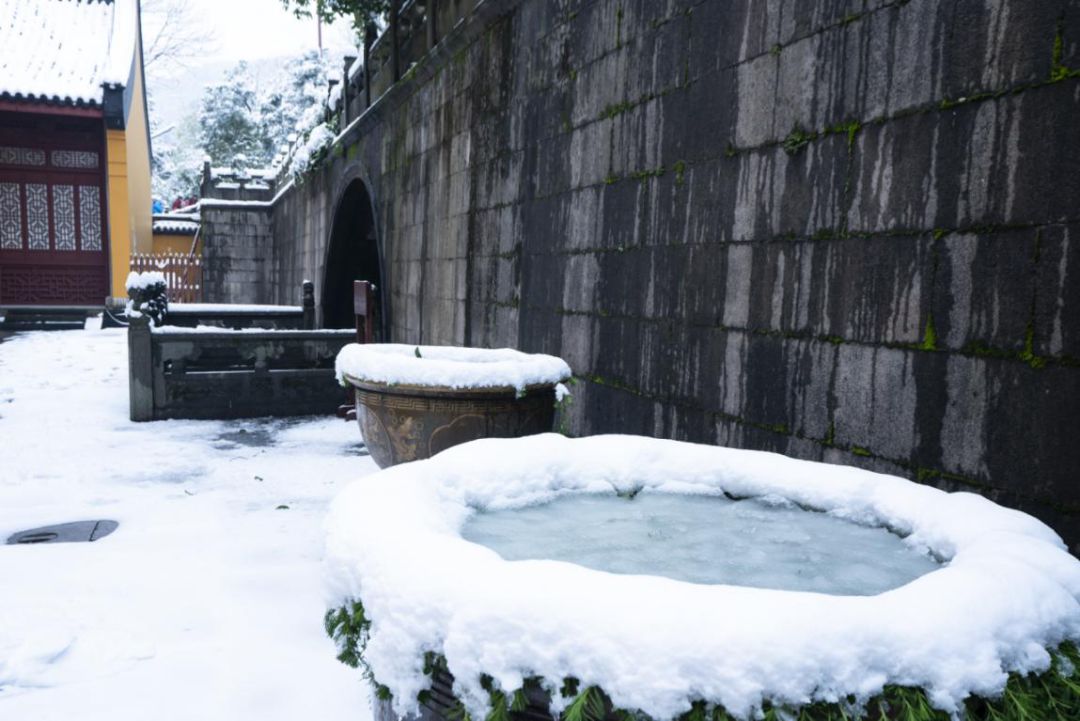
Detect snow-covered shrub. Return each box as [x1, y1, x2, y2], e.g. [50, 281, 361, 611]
[125, 271, 169, 326]
[287, 122, 337, 181]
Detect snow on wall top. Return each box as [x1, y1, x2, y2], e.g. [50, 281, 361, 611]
[152, 219, 199, 235]
[0, 0, 138, 106]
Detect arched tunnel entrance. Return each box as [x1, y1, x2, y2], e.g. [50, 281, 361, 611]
[322, 179, 385, 335]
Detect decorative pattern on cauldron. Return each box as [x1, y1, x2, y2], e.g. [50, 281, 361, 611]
[335, 344, 571, 468]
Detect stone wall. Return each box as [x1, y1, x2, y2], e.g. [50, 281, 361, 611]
[200, 201, 275, 304]
[260, 0, 1080, 551]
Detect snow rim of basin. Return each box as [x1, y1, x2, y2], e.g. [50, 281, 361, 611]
[323, 434, 1080, 721]
[334, 343, 571, 392]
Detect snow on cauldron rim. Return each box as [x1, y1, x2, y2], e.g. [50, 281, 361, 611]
[334, 343, 571, 394]
[323, 434, 1080, 721]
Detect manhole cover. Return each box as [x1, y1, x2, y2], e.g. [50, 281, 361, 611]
[6, 520, 118, 545]
[216, 428, 274, 448]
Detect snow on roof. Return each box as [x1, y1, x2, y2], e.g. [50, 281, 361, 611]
[152, 219, 199, 235]
[0, 0, 139, 106]
[152, 211, 200, 234]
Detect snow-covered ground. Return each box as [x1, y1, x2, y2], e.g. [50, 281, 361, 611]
[0, 325, 376, 719]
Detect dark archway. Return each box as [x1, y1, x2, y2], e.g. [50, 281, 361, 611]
[321, 179, 384, 334]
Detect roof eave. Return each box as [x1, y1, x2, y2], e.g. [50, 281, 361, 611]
[0, 96, 105, 118]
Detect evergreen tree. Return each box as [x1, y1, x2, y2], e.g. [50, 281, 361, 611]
[259, 50, 333, 161]
[198, 62, 266, 169]
[150, 52, 344, 200]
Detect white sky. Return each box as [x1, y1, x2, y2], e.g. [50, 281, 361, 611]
[143, 0, 360, 128]
[176, 0, 357, 65]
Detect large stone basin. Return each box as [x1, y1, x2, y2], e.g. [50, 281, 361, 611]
[324, 434, 1080, 721]
[343, 377, 559, 468]
[335, 344, 571, 468]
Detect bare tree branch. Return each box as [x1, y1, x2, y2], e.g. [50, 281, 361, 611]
[141, 0, 217, 73]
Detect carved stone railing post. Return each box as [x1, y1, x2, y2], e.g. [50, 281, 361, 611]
[302, 280, 316, 330]
[342, 55, 356, 125]
[363, 23, 376, 107]
[128, 314, 154, 422]
[390, 0, 402, 82]
[427, 0, 438, 50]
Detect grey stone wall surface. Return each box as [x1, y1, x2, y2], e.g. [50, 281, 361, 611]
[200, 203, 275, 304]
[232, 0, 1080, 551]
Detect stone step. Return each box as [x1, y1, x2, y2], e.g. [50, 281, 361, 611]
[0, 308, 90, 331]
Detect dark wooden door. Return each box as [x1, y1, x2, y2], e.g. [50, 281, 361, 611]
[0, 112, 110, 306]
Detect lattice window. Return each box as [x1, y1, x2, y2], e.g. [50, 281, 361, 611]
[26, 183, 49, 250]
[0, 266, 106, 305]
[52, 150, 99, 169]
[54, 184, 76, 251]
[0, 146, 46, 166]
[0, 182, 21, 250]
[78, 186, 102, 250]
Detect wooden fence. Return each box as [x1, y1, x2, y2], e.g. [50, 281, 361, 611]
[130, 252, 202, 303]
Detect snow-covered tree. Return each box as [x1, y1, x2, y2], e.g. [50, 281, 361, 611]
[152, 114, 203, 205]
[259, 50, 334, 160]
[150, 52, 343, 201]
[198, 63, 267, 169]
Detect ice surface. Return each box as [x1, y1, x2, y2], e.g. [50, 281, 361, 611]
[462, 492, 940, 595]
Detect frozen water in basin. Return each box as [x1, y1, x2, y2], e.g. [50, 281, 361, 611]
[461, 492, 941, 595]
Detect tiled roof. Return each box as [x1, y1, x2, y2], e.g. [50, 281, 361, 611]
[152, 213, 200, 235]
[0, 0, 138, 106]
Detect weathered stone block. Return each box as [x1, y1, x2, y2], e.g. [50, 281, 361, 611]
[777, 0, 863, 48]
[832, 343, 919, 460]
[559, 312, 596, 375]
[817, 234, 930, 345]
[1034, 223, 1080, 359]
[560, 253, 599, 314]
[672, 69, 738, 163]
[721, 243, 754, 327]
[607, 100, 649, 178]
[569, 120, 612, 188]
[563, 186, 607, 252]
[570, 51, 623, 127]
[733, 53, 780, 148]
[582, 377, 656, 436]
[725, 133, 849, 241]
[938, 354, 1080, 509]
[520, 249, 564, 311]
[532, 133, 572, 198]
[933, 229, 1036, 354]
[848, 83, 1080, 233]
[687, 0, 773, 78]
[940, 0, 1064, 98]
